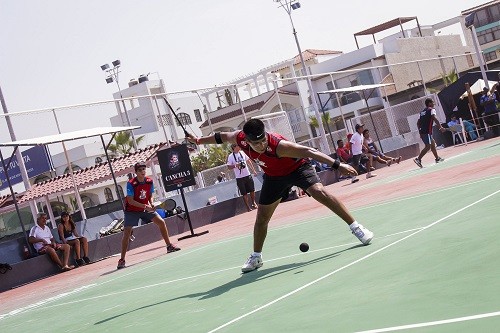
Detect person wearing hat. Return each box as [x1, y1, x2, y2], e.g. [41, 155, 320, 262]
[413, 98, 446, 168]
[350, 123, 376, 181]
[480, 86, 500, 137]
[187, 118, 373, 273]
[227, 143, 257, 211]
[117, 162, 180, 269]
[57, 211, 91, 266]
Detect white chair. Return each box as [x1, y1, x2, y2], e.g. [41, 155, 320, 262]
[449, 124, 466, 146]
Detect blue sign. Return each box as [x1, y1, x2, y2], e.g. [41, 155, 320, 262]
[0, 146, 52, 190]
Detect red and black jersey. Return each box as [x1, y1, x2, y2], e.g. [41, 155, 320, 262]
[125, 177, 153, 212]
[418, 107, 434, 135]
[235, 131, 307, 177]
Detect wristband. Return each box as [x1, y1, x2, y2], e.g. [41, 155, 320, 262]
[331, 159, 341, 170]
[214, 132, 223, 144]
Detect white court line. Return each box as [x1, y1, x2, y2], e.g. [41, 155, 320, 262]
[206, 189, 500, 333]
[0, 227, 423, 320]
[2, 177, 496, 320]
[355, 311, 500, 333]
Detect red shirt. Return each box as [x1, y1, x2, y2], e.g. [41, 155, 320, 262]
[125, 177, 153, 212]
[235, 131, 307, 177]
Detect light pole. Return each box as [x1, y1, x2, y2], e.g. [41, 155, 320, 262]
[464, 12, 489, 88]
[100, 60, 137, 150]
[274, 0, 329, 153]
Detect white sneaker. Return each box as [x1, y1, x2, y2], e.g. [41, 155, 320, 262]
[241, 254, 263, 273]
[351, 224, 374, 245]
[366, 172, 377, 179]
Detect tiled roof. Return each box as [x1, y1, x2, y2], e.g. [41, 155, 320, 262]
[272, 49, 342, 73]
[18, 143, 167, 202]
[0, 193, 23, 209]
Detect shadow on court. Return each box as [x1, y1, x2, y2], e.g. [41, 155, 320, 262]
[94, 244, 363, 325]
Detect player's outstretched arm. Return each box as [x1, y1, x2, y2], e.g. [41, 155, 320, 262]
[186, 131, 239, 145]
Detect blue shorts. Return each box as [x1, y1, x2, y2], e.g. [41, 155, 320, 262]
[420, 134, 433, 145]
[124, 211, 159, 227]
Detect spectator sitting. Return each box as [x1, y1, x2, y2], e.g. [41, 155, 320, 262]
[448, 114, 477, 141]
[57, 211, 91, 266]
[336, 139, 353, 164]
[362, 129, 401, 166]
[30, 212, 74, 271]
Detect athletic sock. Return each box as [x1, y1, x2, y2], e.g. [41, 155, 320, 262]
[252, 252, 261, 257]
[349, 221, 360, 230]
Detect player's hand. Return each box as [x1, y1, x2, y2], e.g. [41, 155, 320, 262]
[439, 127, 447, 133]
[337, 163, 358, 177]
[185, 132, 197, 144]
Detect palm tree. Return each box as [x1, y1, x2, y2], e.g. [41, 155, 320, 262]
[309, 111, 333, 129]
[107, 132, 145, 156]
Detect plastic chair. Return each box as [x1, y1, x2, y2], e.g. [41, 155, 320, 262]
[449, 124, 466, 146]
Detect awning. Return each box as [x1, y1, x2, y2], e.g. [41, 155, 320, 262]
[317, 83, 395, 94]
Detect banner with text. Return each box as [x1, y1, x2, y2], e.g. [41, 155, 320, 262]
[157, 145, 196, 192]
[0, 146, 52, 191]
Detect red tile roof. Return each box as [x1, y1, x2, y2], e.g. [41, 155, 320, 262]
[272, 49, 342, 73]
[19, 143, 167, 202]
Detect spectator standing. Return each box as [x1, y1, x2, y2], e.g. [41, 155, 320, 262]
[414, 98, 446, 168]
[480, 87, 500, 137]
[350, 124, 376, 181]
[227, 143, 258, 211]
[57, 212, 91, 266]
[29, 213, 74, 271]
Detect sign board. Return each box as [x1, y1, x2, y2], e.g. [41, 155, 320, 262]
[0, 146, 51, 190]
[157, 145, 196, 192]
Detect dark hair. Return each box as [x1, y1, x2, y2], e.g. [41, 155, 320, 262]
[337, 139, 343, 145]
[425, 98, 434, 107]
[134, 162, 147, 171]
[61, 213, 76, 231]
[243, 119, 266, 141]
[363, 129, 369, 135]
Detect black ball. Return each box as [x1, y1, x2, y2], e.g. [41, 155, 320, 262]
[299, 242, 309, 252]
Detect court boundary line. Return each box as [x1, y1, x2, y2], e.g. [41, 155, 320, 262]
[206, 188, 500, 333]
[355, 310, 500, 333]
[1, 177, 497, 320]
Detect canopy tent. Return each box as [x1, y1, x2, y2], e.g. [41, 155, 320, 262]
[459, 79, 498, 99]
[0, 126, 140, 251]
[317, 83, 395, 152]
[437, 70, 500, 115]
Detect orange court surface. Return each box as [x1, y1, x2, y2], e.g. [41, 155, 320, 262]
[2, 137, 500, 333]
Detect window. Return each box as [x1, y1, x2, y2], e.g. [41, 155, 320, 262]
[477, 26, 500, 45]
[104, 188, 114, 202]
[194, 109, 202, 122]
[117, 185, 124, 199]
[157, 114, 172, 126]
[484, 50, 498, 62]
[175, 113, 192, 126]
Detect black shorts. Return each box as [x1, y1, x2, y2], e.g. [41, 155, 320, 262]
[236, 175, 255, 195]
[352, 154, 369, 167]
[259, 163, 320, 205]
[124, 211, 159, 227]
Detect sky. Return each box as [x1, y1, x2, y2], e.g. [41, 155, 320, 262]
[0, 0, 487, 145]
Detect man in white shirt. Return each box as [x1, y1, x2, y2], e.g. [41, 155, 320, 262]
[350, 124, 376, 181]
[29, 212, 74, 271]
[227, 143, 258, 211]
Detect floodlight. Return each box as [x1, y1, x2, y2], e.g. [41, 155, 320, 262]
[105, 77, 114, 84]
[465, 12, 475, 28]
[291, 2, 301, 9]
[100, 64, 110, 71]
[112, 60, 121, 67]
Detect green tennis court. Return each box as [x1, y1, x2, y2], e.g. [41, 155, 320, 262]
[2, 139, 500, 332]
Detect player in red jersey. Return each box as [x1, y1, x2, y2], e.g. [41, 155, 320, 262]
[117, 162, 180, 269]
[187, 118, 373, 272]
